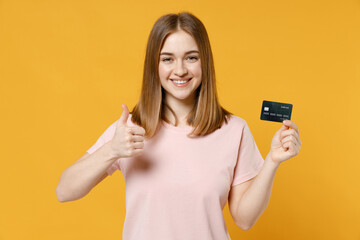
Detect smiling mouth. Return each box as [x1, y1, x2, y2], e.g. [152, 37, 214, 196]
[171, 78, 192, 84]
[170, 78, 192, 87]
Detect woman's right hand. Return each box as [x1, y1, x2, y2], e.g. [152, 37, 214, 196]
[109, 104, 145, 158]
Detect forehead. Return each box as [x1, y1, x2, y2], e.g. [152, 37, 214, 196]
[161, 30, 199, 53]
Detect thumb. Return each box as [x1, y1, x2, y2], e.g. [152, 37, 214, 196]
[280, 123, 289, 131]
[275, 122, 289, 135]
[118, 104, 129, 126]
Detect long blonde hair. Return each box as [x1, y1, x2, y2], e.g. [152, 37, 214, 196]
[131, 11, 232, 138]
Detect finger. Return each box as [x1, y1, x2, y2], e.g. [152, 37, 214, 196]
[283, 141, 296, 152]
[281, 135, 299, 147]
[282, 141, 291, 150]
[132, 141, 144, 149]
[131, 135, 145, 142]
[119, 104, 130, 126]
[129, 126, 146, 136]
[288, 142, 298, 156]
[124, 133, 144, 142]
[280, 129, 299, 139]
[132, 148, 144, 156]
[277, 123, 289, 135]
[280, 130, 300, 145]
[283, 120, 299, 135]
[283, 136, 301, 149]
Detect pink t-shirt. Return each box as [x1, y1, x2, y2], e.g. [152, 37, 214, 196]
[87, 114, 264, 240]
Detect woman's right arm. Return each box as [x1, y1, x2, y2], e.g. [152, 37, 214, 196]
[56, 141, 118, 202]
[56, 104, 145, 203]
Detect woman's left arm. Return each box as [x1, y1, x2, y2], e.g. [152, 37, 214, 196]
[230, 120, 302, 230]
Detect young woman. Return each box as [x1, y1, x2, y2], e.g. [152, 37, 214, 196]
[56, 11, 301, 240]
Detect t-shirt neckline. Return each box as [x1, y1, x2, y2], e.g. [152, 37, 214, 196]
[161, 120, 194, 133]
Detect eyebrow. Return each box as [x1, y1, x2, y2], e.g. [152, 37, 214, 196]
[160, 50, 199, 56]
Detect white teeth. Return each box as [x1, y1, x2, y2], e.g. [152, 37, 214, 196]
[174, 80, 188, 84]
[173, 79, 191, 84]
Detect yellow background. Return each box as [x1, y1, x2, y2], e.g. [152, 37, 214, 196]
[1, 0, 359, 239]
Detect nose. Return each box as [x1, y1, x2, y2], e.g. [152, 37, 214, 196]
[174, 60, 188, 76]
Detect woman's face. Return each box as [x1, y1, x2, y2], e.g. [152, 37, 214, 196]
[158, 30, 202, 103]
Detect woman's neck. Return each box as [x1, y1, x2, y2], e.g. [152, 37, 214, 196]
[164, 94, 195, 127]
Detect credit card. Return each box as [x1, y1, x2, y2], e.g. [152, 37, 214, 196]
[260, 100, 293, 123]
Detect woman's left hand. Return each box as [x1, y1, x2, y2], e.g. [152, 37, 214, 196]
[270, 120, 302, 164]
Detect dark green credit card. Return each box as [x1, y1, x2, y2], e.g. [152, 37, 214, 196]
[260, 100, 293, 123]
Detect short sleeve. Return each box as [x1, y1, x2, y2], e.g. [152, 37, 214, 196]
[231, 121, 264, 187]
[105, 160, 120, 176]
[86, 120, 120, 176]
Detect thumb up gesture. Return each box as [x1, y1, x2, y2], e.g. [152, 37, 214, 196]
[109, 104, 146, 158]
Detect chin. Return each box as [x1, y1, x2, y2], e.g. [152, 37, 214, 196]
[167, 91, 195, 101]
